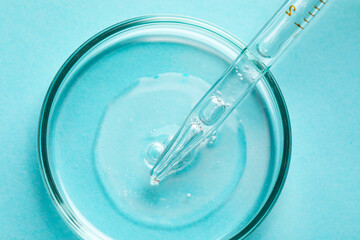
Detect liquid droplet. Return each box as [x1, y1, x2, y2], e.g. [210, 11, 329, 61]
[150, 176, 160, 186]
[187, 193, 192, 198]
[145, 142, 165, 168]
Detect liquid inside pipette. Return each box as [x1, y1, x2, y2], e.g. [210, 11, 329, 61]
[150, 0, 329, 185]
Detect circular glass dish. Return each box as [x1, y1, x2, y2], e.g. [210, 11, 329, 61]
[38, 16, 291, 240]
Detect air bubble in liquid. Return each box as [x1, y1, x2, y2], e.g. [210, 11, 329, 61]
[145, 142, 165, 168]
[149, 128, 157, 135]
[207, 135, 217, 146]
[207, 131, 217, 147]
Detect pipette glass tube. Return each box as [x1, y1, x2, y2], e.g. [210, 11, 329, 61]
[150, 0, 329, 185]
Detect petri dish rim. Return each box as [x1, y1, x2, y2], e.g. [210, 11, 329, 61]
[37, 15, 291, 240]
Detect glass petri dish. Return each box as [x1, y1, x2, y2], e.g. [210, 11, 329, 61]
[38, 15, 291, 240]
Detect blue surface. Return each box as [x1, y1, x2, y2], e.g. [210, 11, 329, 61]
[0, 0, 359, 239]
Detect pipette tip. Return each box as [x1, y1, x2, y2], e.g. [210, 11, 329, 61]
[150, 175, 160, 186]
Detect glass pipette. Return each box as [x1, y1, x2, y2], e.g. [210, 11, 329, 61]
[150, 0, 330, 185]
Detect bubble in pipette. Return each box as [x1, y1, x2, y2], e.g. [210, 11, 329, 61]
[186, 193, 192, 198]
[199, 96, 226, 126]
[234, 67, 244, 79]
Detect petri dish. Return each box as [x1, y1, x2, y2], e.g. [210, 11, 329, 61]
[38, 15, 291, 240]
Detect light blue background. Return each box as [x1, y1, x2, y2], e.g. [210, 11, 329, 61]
[0, 0, 359, 239]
